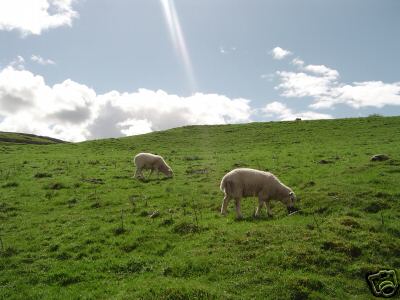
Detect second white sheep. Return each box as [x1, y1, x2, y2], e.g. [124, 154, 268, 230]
[134, 152, 173, 179]
[220, 168, 297, 218]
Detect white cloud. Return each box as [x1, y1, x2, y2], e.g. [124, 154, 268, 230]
[0, 67, 253, 142]
[260, 73, 275, 82]
[219, 46, 237, 54]
[311, 81, 400, 109]
[303, 64, 339, 79]
[291, 58, 304, 67]
[117, 119, 153, 136]
[31, 55, 55, 65]
[270, 47, 292, 60]
[276, 56, 400, 109]
[0, 0, 78, 36]
[8, 55, 25, 69]
[276, 71, 338, 98]
[262, 101, 333, 121]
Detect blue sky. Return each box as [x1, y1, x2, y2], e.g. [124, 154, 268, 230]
[0, 0, 399, 141]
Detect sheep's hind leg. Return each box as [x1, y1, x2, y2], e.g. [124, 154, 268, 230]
[221, 195, 230, 215]
[235, 198, 243, 219]
[266, 200, 273, 217]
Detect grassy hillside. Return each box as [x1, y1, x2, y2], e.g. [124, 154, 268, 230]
[0, 132, 66, 145]
[1, 116, 400, 299]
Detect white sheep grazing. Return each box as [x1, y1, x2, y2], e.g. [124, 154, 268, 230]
[220, 168, 297, 218]
[134, 153, 173, 179]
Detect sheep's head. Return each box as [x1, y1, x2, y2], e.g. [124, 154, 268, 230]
[286, 191, 298, 214]
[166, 168, 173, 178]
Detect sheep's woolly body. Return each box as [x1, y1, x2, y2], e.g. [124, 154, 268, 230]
[220, 168, 295, 217]
[220, 168, 292, 199]
[134, 153, 172, 178]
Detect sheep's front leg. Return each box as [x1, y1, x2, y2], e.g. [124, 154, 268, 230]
[235, 198, 243, 219]
[266, 200, 273, 217]
[255, 197, 265, 217]
[221, 194, 230, 215]
[134, 167, 142, 179]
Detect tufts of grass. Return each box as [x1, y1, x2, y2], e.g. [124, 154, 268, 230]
[2, 182, 19, 188]
[34, 172, 52, 178]
[44, 182, 66, 190]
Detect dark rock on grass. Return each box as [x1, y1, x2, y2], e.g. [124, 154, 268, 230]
[371, 154, 389, 161]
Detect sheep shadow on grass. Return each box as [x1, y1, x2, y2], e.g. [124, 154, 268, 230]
[233, 214, 274, 222]
[137, 176, 172, 183]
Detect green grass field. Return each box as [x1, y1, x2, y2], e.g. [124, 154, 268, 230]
[1, 116, 400, 299]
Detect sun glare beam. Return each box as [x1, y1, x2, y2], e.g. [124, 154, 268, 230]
[160, 0, 197, 93]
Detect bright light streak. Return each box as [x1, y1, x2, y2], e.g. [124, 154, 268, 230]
[160, 0, 196, 93]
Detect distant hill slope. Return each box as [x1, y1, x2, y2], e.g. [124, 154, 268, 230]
[0, 131, 67, 145]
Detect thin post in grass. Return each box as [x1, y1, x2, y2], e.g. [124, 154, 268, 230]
[0, 235, 4, 252]
[120, 209, 125, 231]
[192, 198, 199, 228]
[313, 214, 322, 233]
[380, 212, 385, 228]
